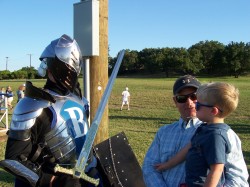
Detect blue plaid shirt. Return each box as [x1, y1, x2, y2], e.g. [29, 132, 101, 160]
[224, 129, 249, 187]
[142, 118, 202, 187]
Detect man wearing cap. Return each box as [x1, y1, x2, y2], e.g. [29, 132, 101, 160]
[142, 75, 202, 187]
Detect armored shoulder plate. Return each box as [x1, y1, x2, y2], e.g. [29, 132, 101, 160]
[9, 97, 52, 141]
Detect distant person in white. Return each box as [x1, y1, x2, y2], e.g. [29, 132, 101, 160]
[121, 87, 130, 110]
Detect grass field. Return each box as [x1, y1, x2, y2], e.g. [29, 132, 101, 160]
[0, 76, 249, 186]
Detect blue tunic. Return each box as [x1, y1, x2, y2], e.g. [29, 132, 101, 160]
[185, 123, 231, 187]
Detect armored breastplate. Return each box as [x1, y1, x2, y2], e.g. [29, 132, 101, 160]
[44, 91, 89, 166]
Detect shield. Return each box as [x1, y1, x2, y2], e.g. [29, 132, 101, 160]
[93, 132, 146, 187]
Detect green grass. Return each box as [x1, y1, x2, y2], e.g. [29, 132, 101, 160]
[0, 77, 249, 186]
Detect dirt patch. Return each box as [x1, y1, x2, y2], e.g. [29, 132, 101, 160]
[0, 129, 7, 142]
[0, 135, 7, 142]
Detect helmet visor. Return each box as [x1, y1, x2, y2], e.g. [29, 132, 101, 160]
[47, 57, 78, 92]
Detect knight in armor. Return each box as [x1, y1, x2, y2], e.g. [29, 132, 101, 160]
[2, 34, 103, 187]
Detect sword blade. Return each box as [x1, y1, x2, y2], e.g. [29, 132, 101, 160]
[74, 50, 125, 177]
[0, 159, 39, 187]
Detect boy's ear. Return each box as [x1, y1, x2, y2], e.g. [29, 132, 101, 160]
[211, 107, 220, 115]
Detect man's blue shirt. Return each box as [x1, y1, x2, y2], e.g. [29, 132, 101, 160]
[142, 118, 202, 187]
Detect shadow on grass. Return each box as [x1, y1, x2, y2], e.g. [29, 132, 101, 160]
[109, 115, 169, 123]
[0, 169, 14, 184]
[242, 150, 250, 184]
[229, 124, 250, 135]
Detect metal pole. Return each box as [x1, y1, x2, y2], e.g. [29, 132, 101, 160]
[4, 96, 8, 130]
[84, 58, 90, 103]
[5, 57, 8, 71]
[27, 54, 32, 79]
[83, 57, 90, 125]
[27, 54, 32, 67]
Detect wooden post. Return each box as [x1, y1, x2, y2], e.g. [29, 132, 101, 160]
[90, 0, 108, 144]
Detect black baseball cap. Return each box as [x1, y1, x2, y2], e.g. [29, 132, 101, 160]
[173, 75, 201, 95]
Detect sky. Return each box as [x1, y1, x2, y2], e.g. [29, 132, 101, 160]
[0, 0, 250, 72]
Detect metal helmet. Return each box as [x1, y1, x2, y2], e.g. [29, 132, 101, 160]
[38, 34, 83, 92]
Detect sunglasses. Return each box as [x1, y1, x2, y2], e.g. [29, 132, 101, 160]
[195, 102, 223, 112]
[175, 92, 197, 103]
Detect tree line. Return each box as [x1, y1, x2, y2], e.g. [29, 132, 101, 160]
[0, 67, 38, 80]
[109, 40, 250, 78]
[1, 40, 250, 80]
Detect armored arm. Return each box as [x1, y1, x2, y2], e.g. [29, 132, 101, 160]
[2, 96, 54, 187]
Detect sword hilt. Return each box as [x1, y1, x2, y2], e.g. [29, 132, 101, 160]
[54, 164, 99, 186]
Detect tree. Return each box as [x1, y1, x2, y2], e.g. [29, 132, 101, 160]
[120, 49, 140, 74]
[20, 66, 37, 79]
[190, 41, 225, 75]
[0, 70, 11, 80]
[161, 47, 171, 77]
[187, 47, 204, 74]
[224, 42, 250, 77]
[163, 48, 192, 76]
[12, 70, 27, 79]
[139, 48, 164, 74]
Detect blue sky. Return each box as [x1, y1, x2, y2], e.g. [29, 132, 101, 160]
[0, 0, 249, 72]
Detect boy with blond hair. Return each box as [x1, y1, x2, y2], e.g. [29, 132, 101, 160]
[155, 82, 249, 186]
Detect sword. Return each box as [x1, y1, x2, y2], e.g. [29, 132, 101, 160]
[0, 159, 39, 187]
[55, 50, 125, 185]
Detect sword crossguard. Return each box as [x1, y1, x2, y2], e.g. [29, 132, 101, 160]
[54, 164, 100, 186]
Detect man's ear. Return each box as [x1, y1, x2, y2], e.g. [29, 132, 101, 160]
[173, 96, 177, 105]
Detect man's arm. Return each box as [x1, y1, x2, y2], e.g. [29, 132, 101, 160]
[154, 142, 191, 171]
[204, 164, 224, 187]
